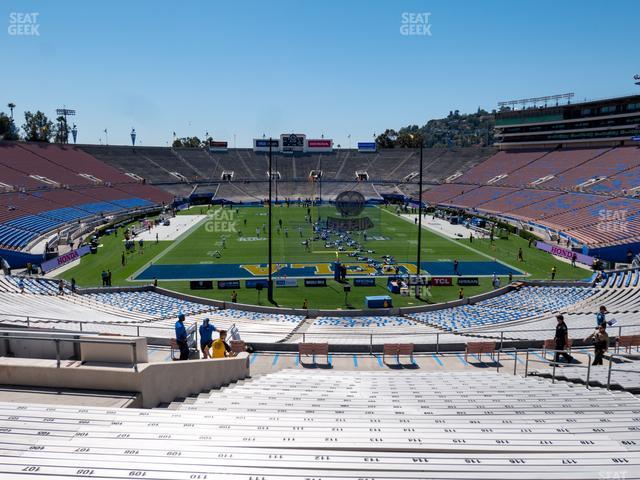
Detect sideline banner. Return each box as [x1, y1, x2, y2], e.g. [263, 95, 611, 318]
[536, 241, 594, 265]
[40, 245, 91, 274]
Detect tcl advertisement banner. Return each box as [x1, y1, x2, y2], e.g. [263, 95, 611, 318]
[41, 245, 91, 274]
[305, 139, 333, 153]
[430, 276, 453, 286]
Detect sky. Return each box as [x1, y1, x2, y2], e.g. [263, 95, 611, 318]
[1, 0, 638, 147]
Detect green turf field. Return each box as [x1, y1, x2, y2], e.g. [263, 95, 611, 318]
[58, 205, 591, 309]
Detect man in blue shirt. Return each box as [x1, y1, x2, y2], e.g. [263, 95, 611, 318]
[174, 313, 189, 361]
[596, 306, 608, 328]
[199, 318, 216, 359]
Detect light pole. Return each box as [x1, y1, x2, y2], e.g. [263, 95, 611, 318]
[268, 138, 274, 304]
[410, 134, 424, 299]
[7, 103, 15, 119]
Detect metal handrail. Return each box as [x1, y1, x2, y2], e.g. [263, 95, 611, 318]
[0, 329, 142, 372]
[518, 347, 640, 391]
[2, 312, 639, 355]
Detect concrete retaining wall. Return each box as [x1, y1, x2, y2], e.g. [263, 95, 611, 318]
[0, 353, 250, 408]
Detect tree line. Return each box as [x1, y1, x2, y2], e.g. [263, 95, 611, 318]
[0, 104, 71, 143]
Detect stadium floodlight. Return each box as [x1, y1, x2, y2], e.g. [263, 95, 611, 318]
[130, 128, 136, 147]
[635, 74, 640, 86]
[56, 107, 76, 144]
[71, 124, 78, 144]
[498, 93, 574, 109]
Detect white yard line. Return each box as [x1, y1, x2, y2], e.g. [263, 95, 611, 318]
[381, 208, 527, 275]
[128, 215, 209, 282]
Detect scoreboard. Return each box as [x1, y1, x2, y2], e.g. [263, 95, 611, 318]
[281, 133, 306, 152]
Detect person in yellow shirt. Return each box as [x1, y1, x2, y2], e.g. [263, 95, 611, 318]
[211, 330, 231, 358]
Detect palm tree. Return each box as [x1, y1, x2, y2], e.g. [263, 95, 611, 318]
[7, 103, 15, 119]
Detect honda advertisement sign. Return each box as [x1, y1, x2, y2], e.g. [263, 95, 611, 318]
[40, 245, 91, 274]
[305, 139, 333, 153]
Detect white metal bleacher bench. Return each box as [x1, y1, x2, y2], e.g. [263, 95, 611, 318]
[382, 343, 415, 364]
[464, 341, 496, 362]
[297, 342, 329, 365]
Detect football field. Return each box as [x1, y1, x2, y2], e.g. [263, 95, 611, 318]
[59, 205, 591, 309]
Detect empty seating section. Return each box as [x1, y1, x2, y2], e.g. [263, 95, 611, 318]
[507, 192, 605, 222]
[421, 146, 640, 247]
[205, 308, 304, 343]
[0, 143, 171, 249]
[83, 146, 495, 201]
[542, 197, 640, 245]
[442, 185, 518, 208]
[304, 316, 446, 344]
[542, 146, 635, 190]
[499, 269, 640, 340]
[422, 183, 479, 204]
[83, 291, 213, 317]
[0, 143, 94, 187]
[407, 286, 596, 331]
[5, 371, 635, 478]
[494, 147, 609, 187]
[476, 188, 561, 214]
[20, 143, 135, 184]
[454, 149, 548, 184]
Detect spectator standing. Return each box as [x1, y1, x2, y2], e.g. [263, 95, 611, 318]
[107, 270, 112, 287]
[101, 270, 107, 287]
[231, 290, 238, 303]
[211, 330, 231, 358]
[458, 287, 464, 299]
[585, 324, 609, 366]
[551, 266, 556, 280]
[18, 278, 24, 294]
[121, 252, 126, 267]
[71, 278, 76, 293]
[174, 313, 189, 361]
[554, 314, 573, 363]
[596, 306, 608, 328]
[199, 318, 216, 359]
[58, 279, 64, 295]
[453, 259, 459, 275]
[517, 248, 524, 262]
[302, 298, 309, 309]
[571, 253, 577, 267]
